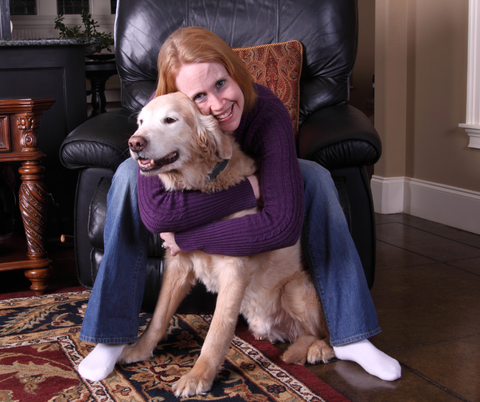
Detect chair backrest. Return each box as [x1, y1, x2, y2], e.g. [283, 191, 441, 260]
[115, 0, 358, 126]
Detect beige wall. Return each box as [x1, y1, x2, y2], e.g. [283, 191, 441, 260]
[375, 0, 480, 193]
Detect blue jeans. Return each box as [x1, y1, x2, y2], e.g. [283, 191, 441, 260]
[80, 158, 380, 346]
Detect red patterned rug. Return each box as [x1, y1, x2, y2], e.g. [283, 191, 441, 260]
[0, 291, 350, 401]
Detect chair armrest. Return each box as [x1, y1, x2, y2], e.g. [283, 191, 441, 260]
[297, 104, 382, 169]
[60, 108, 138, 170]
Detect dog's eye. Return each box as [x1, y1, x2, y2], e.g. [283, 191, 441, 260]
[138, 119, 143, 126]
[164, 117, 177, 124]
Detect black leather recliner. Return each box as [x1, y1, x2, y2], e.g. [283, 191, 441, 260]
[60, 0, 381, 312]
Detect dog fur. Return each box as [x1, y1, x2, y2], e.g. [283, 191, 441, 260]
[121, 92, 333, 397]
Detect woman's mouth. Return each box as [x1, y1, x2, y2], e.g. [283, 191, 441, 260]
[215, 105, 234, 122]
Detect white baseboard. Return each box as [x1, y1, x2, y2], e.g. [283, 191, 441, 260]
[371, 176, 405, 214]
[371, 175, 480, 235]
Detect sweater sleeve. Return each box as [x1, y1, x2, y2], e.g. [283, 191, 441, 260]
[174, 86, 304, 256]
[137, 172, 258, 233]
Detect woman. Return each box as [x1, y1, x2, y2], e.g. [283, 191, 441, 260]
[79, 27, 401, 383]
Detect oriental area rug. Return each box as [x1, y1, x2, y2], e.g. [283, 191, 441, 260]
[0, 291, 350, 402]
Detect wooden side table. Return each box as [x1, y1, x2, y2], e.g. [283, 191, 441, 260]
[0, 98, 55, 295]
[85, 59, 118, 118]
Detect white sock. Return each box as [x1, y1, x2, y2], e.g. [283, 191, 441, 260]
[78, 343, 126, 382]
[333, 339, 401, 381]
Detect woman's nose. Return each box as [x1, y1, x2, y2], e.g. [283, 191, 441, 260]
[208, 94, 223, 113]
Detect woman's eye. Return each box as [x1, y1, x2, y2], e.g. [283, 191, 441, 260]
[193, 93, 205, 102]
[164, 117, 176, 124]
[216, 80, 226, 88]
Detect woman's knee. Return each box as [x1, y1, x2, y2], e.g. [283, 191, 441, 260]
[107, 158, 138, 205]
[298, 159, 336, 191]
[112, 158, 137, 185]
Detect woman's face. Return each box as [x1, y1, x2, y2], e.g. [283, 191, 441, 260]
[175, 62, 245, 133]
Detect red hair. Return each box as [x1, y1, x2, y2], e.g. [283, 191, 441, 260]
[155, 27, 256, 112]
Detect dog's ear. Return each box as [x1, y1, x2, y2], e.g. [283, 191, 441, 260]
[196, 114, 233, 160]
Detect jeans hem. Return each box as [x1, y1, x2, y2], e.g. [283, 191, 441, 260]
[330, 327, 382, 347]
[79, 333, 138, 344]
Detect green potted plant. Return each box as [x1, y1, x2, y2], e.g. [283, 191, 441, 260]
[54, 9, 114, 55]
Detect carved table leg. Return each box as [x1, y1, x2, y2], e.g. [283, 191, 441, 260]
[0, 99, 56, 295]
[18, 160, 52, 295]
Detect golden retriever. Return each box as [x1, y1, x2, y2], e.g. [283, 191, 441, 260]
[121, 92, 333, 397]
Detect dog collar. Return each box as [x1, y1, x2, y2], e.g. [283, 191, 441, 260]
[208, 159, 229, 180]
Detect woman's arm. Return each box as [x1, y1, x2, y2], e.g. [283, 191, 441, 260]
[174, 87, 304, 256]
[137, 172, 258, 233]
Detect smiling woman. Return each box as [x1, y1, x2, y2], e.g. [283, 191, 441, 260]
[74, 20, 399, 389]
[155, 27, 257, 114]
[175, 63, 245, 134]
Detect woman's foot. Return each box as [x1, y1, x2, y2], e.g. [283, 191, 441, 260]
[333, 339, 401, 381]
[78, 343, 126, 381]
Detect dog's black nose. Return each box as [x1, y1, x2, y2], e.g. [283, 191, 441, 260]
[129, 135, 147, 152]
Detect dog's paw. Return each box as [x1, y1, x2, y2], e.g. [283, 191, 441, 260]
[118, 342, 154, 364]
[281, 348, 307, 365]
[307, 340, 334, 364]
[281, 337, 334, 365]
[172, 370, 215, 398]
[251, 331, 267, 341]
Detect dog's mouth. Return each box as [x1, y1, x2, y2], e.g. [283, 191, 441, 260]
[137, 151, 179, 172]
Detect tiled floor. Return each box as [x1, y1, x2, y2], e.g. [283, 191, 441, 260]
[307, 213, 480, 402]
[2, 213, 479, 401]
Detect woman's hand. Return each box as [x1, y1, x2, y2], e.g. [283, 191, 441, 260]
[160, 232, 181, 256]
[247, 174, 263, 206]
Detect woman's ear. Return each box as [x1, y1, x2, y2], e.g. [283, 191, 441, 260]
[197, 113, 233, 160]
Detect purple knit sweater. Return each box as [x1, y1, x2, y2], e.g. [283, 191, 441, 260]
[137, 84, 304, 256]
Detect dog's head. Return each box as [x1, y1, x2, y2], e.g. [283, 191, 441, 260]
[129, 92, 233, 177]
